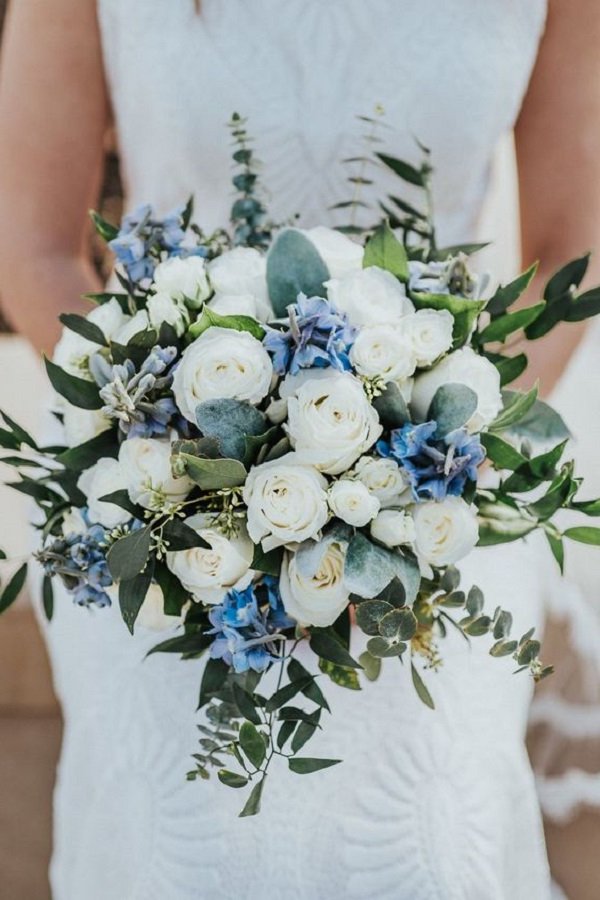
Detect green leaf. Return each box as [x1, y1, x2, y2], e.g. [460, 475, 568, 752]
[363, 221, 408, 280]
[288, 757, 341, 775]
[318, 658, 361, 689]
[503, 399, 570, 445]
[545, 254, 590, 302]
[42, 574, 54, 622]
[526, 463, 577, 520]
[489, 385, 538, 432]
[188, 306, 265, 341]
[309, 629, 361, 669]
[411, 292, 486, 349]
[358, 651, 382, 681]
[565, 287, 600, 322]
[277, 720, 297, 750]
[366, 636, 407, 658]
[147, 630, 210, 657]
[486, 262, 538, 317]
[463, 615, 492, 636]
[107, 526, 152, 582]
[265, 677, 313, 713]
[162, 519, 209, 551]
[466, 585, 484, 617]
[239, 721, 266, 769]
[372, 381, 410, 429]
[490, 352, 528, 387]
[198, 657, 229, 708]
[97, 489, 141, 519]
[290, 720, 318, 754]
[287, 658, 330, 710]
[233, 684, 262, 725]
[153, 562, 190, 616]
[176, 454, 247, 490]
[376, 152, 426, 187]
[411, 662, 435, 709]
[44, 358, 103, 410]
[218, 770, 248, 789]
[59, 313, 108, 347]
[354, 599, 394, 636]
[238, 776, 266, 818]
[83, 291, 131, 313]
[344, 533, 420, 605]
[250, 544, 283, 577]
[478, 303, 544, 344]
[0, 563, 28, 614]
[490, 639, 518, 658]
[524, 297, 571, 340]
[90, 209, 119, 242]
[570, 498, 600, 516]
[428, 382, 477, 437]
[196, 398, 268, 462]
[119, 561, 154, 634]
[480, 433, 525, 470]
[57, 428, 117, 471]
[0, 411, 38, 449]
[267, 229, 330, 318]
[477, 500, 536, 545]
[564, 526, 600, 546]
[379, 607, 417, 641]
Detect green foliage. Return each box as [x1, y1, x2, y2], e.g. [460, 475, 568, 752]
[0, 563, 28, 615]
[489, 385, 539, 432]
[195, 398, 269, 462]
[174, 453, 247, 490]
[411, 663, 435, 709]
[477, 303, 544, 344]
[486, 262, 538, 318]
[58, 313, 108, 347]
[344, 534, 420, 604]
[372, 382, 410, 428]
[228, 112, 272, 250]
[118, 562, 154, 634]
[188, 305, 265, 341]
[44, 358, 103, 410]
[428, 383, 477, 437]
[106, 526, 152, 582]
[266, 229, 330, 318]
[363, 221, 409, 280]
[411, 292, 486, 349]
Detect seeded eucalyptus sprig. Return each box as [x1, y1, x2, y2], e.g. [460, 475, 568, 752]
[228, 112, 272, 249]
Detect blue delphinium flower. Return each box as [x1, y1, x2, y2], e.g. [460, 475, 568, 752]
[37, 523, 113, 608]
[263, 294, 356, 375]
[207, 580, 293, 674]
[377, 421, 485, 502]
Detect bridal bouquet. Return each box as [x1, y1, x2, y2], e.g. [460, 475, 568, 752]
[3, 115, 600, 815]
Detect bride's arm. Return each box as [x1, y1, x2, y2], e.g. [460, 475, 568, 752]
[0, 0, 109, 354]
[515, 0, 600, 395]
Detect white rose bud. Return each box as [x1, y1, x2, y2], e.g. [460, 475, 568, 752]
[402, 308, 454, 367]
[370, 509, 416, 548]
[153, 255, 211, 307]
[279, 543, 349, 627]
[302, 226, 363, 279]
[77, 457, 129, 529]
[147, 292, 189, 336]
[63, 404, 111, 448]
[325, 266, 414, 328]
[413, 496, 479, 566]
[349, 323, 416, 381]
[328, 479, 380, 527]
[285, 372, 382, 475]
[166, 513, 253, 605]
[243, 453, 329, 551]
[411, 346, 502, 433]
[53, 297, 126, 379]
[119, 438, 193, 510]
[172, 326, 273, 423]
[352, 456, 408, 506]
[208, 247, 268, 301]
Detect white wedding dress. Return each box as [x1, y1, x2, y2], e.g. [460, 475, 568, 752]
[40, 2, 558, 897]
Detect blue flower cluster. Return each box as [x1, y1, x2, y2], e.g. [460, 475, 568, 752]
[93, 346, 180, 438]
[109, 203, 205, 283]
[37, 524, 112, 608]
[263, 294, 356, 375]
[207, 578, 293, 674]
[377, 421, 485, 502]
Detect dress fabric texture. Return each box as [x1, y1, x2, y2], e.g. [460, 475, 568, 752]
[42, 2, 555, 897]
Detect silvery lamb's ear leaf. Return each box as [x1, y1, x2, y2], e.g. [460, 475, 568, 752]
[196, 398, 269, 461]
[372, 381, 409, 429]
[294, 524, 352, 579]
[411, 293, 486, 349]
[428, 382, 477, 438]
[344, 533, 420, 605]
[266, 229, 330, 317]
[188, 306, 265, 341]
[363, 221, 409, 281]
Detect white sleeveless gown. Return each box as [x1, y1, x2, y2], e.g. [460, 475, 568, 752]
[42, 2, 556, 897]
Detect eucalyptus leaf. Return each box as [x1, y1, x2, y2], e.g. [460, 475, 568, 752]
[176, 454, 247, 490]
[344, 534, 420, 605]
[428, 383, 477, 437]
[218, 770, 248, 789]
[358, 651, 382, 681]
[107, 526, 152, 582]
[119, 561, 154, 634]
[288, 757, 341, 775]
[372, 382, 409, 429]
[196, 398, 268, 461]
[354, 599, 394, 636]
[411, 662, 435, 709]
[239, 721, 266, 769]
[378, 607, 417, 641]
[238, 776, 266, 817]
[266, 229, 330, 317]
[162, 519, 210, 551]
[366, 636, 406, 658]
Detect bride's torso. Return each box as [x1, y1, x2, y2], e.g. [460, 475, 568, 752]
[98, 0, 546, 243]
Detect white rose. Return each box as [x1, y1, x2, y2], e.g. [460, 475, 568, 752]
[114, 309, 150, 345]
[279, 543, 349, 627]
[53, 298, 126, 378]
[243, 453, 329, 550]
[285, 372, 382, 475]
[147, 292, 189, 336]
[352, 456, 407, 505]
[302, 226, 363, 279]
[153, 256, 210, 307]
[411, 347, 502, 433]
[63, 404, 112, 448]
[172, 327, 273, 423]
[413, 496, 479, 566]
[119, 437, 193, 510]
[328, 479, 380, 527]
[208, 291, 271, 323]
[370, 509, 416, 548]
[349, 324, 416, 381]
[325, 266, 414, 327]
[61, 507, 87, 536]
[77, 457, 129, 529]
[166, 513, 253, 604]
[402, 308, 454, 367]
[208, 247, 268, 301]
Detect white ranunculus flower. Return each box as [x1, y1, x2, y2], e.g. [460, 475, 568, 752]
[265, 397, 288, 424]
[119, 438, 193, 510]
[63, 404, 112, 448]
[410, 347, 502, 433]
[352, 456, 407, 505]
[172, 326, 273, 423]
[147, 292, 189, 336]
[328, 479, 380, 527]
[349, 323, 417, 381]
[302, 226, 364, 279]
[370, 509, 416, 548]
[279, 542, 349, 627]
[115, 309, 150, 345]
[53, 298, 126, 379]
[208, 247, 268, 301]
[413, 496, 479, 566]
[325, 266, 414, 328]
[285, 372, 382, 475]
[166, 513, 253, 605]
[208, 291, 271, 323]
[77, 457, 129, 529]
[243, 453, 329, 551]
[153, 256, 211, 307]
[402, 308, 454, 367]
